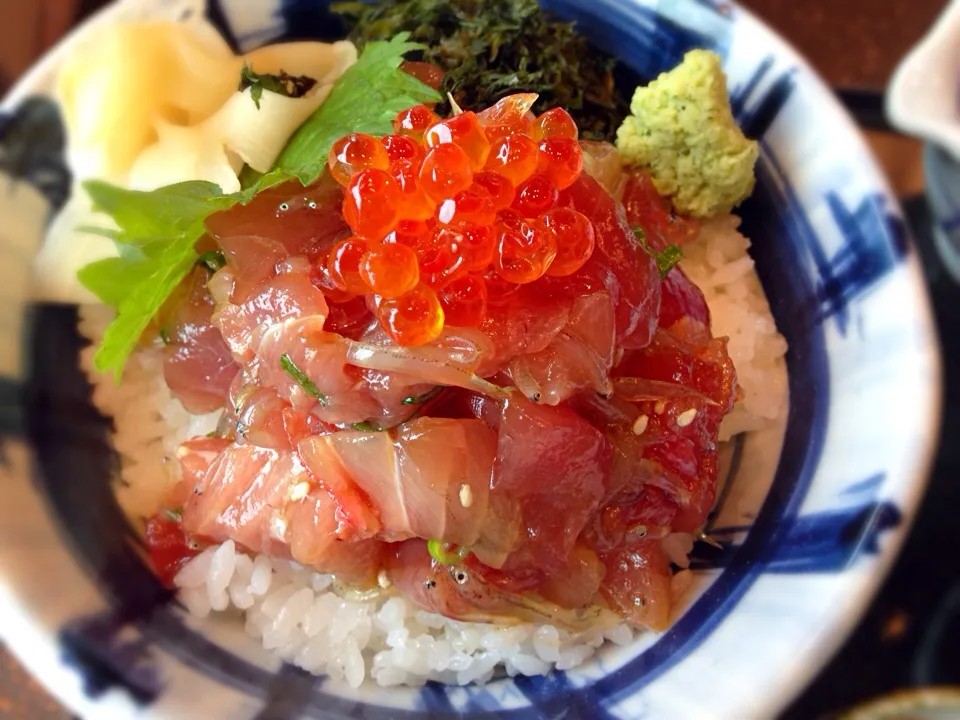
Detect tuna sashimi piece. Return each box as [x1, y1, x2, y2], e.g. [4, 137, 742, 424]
[217, 234, 290, 304]
[181, 443, 382, 586]
[605, 328, 737, 534]
[255, 316, 382, 424]
[507, 290, 616, 405]
[479, 279, 575, 372]
[386, 540, 614, 629]
[213, 271, 328, 362]
[658, 266, 710, 332]
[558, 174, 662, 349]
[599, 539, 673, 631]
[300, 417, 500, 550]
[183, 443, 309, 556]
[162, 268, 238, 414]
[621, 170, 701, 251]
[475, 397, 611, 589]
[205, 176, 347, 261]
[537, 542, 606, 609]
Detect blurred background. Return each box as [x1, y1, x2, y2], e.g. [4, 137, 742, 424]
[0, 0, 956, 718]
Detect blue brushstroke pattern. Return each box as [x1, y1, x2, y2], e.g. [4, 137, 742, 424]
[730, 59, 796, 138]
[811, 193, 909, 335]
[841, 472, 885, 496]
[59, 614, 161, 705]
[689, 500, 902, 573]
[0, 96, 71, 211]
[730, 58, 910, 336]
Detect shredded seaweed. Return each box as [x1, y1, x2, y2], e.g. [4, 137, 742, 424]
[239, 65, 317, 109]
[333, 0, 629, 140]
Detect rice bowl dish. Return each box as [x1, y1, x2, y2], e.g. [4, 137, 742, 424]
[40, 0, 792, 692]
[20, 0, 864, 704]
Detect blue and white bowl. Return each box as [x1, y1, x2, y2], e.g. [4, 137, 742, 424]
[0, 0, 941, 718]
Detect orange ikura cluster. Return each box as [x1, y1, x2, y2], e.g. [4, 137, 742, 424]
[324, 93, 596, 346]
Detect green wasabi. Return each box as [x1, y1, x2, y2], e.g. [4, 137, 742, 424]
[616, 49, 758, 218]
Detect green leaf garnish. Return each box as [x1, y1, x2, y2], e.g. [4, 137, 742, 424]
[239, 65, 317, 110]
[79, 34, 440, 378]
[274, 34, 440, 184]
[78, 181, 237, 376]
[427, 540, 470, 566]
[280, 353, 328, 406]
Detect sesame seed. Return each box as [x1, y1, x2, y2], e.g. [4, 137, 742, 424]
[289, 481, 310, 501]
[654, 400, 666, 414]
[377, 569, 392, 589]
[459, 483, 474, 508]
[632, 414, 649, 435]
[676, 408, 697, 427]
[269, 512, 288, 541]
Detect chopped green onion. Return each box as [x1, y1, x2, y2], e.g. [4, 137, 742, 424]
[655, 245, 683, 278]
[401, 386, 443, 406]
[197, 250, 226, 273]
[351, 388, 446, 432]
[427, 540, 470, 566]
[279, 353, 328, 406]
[163, 507, 183, 523]
[159, 326, 171, 345]
[631, 227, 683, 279]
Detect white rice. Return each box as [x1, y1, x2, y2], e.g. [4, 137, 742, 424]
[77, 214, 787, 688]
[681, 215, 788, 440]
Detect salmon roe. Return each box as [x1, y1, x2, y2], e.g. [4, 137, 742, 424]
[343, 168, 402, 239]
[532, 107, 579, 141]
[382, 134, 424, 165]
[361, 243, 420, 298]
[486, 134, 539, 186]
[327, 237, 370, 295]
[438, 274, 488, 327]
[539, 208, 596, 277]
[378, 284, 445, 345]
[328, 133, 389, 187]
[425, 112, 491, 170]
[393, 105, 440, 139]
[326, 94, 597, 344]
[420, 144, 474, 201]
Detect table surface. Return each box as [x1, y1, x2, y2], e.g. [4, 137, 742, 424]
[0, 1, 953, 718]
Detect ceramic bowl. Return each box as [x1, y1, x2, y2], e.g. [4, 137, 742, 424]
[0, 0, 941, 718]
